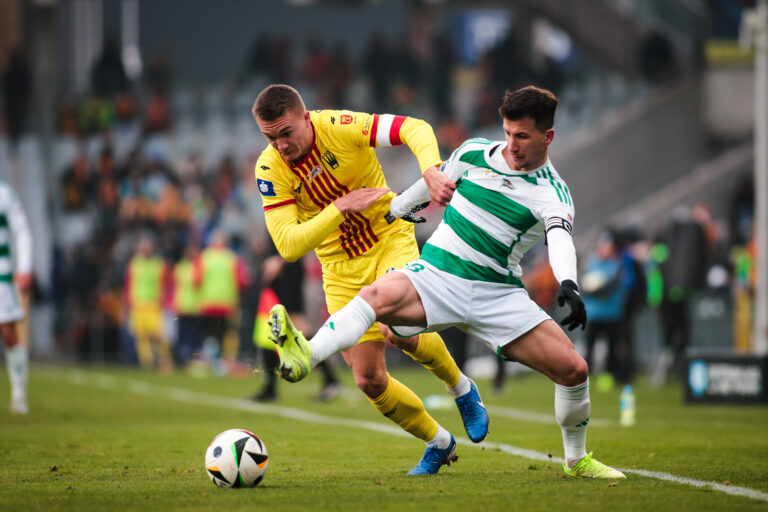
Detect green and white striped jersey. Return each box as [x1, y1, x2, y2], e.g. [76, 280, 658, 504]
[421, 138, 574, 286]
[0, 181, 32, 283]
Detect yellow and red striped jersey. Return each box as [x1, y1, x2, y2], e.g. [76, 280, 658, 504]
[255, 109, 441, 264]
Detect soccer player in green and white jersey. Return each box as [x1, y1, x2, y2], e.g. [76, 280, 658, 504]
[269, 86, 625, 479]
[0, 180, 32, 414]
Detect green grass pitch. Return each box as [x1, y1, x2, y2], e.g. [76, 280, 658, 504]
[1, 363, 767, 511]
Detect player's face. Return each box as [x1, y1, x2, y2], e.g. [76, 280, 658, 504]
[502, 117, 554, 171]
[257, 109, 313, 164]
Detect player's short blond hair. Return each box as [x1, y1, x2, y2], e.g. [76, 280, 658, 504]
[252, 84, 307, 122]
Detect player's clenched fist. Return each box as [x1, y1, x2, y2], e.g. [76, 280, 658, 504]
[423, 165, 456, 206]
[334, 187, 390, 214]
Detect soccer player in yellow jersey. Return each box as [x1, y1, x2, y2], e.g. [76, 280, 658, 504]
[252, 84, 488, 474]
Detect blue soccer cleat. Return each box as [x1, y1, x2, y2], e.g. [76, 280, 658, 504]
[455, 379, 489, 442]
[407, 434, 458, 475]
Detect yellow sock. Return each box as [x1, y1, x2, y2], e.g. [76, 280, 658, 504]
[135, 335, 155, 369]
[369, 373, 439, 442]
[405, 332, 460, 388]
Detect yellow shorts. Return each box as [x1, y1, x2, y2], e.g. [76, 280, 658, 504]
[130, 305, 163, 338]
[322, 227, 420, 344]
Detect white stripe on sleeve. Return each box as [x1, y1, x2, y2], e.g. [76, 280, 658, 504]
[375, 114, 395, 147]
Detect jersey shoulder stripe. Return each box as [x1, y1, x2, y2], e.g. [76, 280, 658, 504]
[536, 166, 572, 206]
[455, 137, 493, 153]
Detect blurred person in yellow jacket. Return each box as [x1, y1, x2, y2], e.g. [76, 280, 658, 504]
[193, 230, 250, 371]
[124, 234, 172, 371]
[252, 84, 488, 473]
[173, 242, 202, 365]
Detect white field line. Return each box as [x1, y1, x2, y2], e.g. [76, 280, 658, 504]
[51, 369, 768, 503]
[486, 405, 614, 427]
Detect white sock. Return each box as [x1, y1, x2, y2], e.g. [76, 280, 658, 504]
[309, 296, 376, 367]
[6, 344, 28, 404]
[426, 425, 452, 449]
[446, 373, 471, 398]
[555, 379, 590, 464]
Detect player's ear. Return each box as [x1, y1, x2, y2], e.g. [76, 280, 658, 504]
[303, 110, 311, 125]
[544, 129, 555, 145]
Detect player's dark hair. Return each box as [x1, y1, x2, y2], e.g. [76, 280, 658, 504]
[498, 86, 558, 132]
[252, 84, 306, 122]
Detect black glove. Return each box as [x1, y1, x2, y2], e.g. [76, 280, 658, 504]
[557, 279, 587, 331]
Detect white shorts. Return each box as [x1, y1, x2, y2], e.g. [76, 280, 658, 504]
[0, 282, 24, 324]
[392, 259, 550, 355]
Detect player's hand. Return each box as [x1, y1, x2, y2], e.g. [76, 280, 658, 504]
[334, 187, 389, 214]
[423, 165, 455, 206]
[557, 279, 587, 331]
[14, 273, 32, 296]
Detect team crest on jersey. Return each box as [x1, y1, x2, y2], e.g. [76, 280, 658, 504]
[308, 166, 324, 181]
[502, 178, 515, 190]
[257, 179, 276, 197]
[322, 151, 339, 169]
[340, 115, 353, 124]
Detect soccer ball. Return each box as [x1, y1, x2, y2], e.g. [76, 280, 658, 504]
[204, 429, 269, 488]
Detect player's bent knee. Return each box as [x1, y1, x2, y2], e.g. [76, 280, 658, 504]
[353, 370, 388, 398]
[565, 355, 589, 386]
[560, 357, 589, 387]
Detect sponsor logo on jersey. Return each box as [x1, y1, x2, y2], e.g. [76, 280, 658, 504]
[330, 116, 336, 124]
[257, 179, 276, 197]
[260, 165, 270, 170]
[340, 114, 353, 124]
[308, 166, 324, 181]
[321, 151, 339, 169]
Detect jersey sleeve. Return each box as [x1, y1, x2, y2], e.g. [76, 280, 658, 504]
[323, 110, 441, 173]
[531, 186, 575, 228]
[254, 153, 297, 212]
[254, 151, 345, 262]
[440, 145, 472, 182]
[534, 178, 577, 284]
[263, 203, 343, 262]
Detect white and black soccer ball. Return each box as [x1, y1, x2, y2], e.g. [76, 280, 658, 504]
[204, 429, 269, 488]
